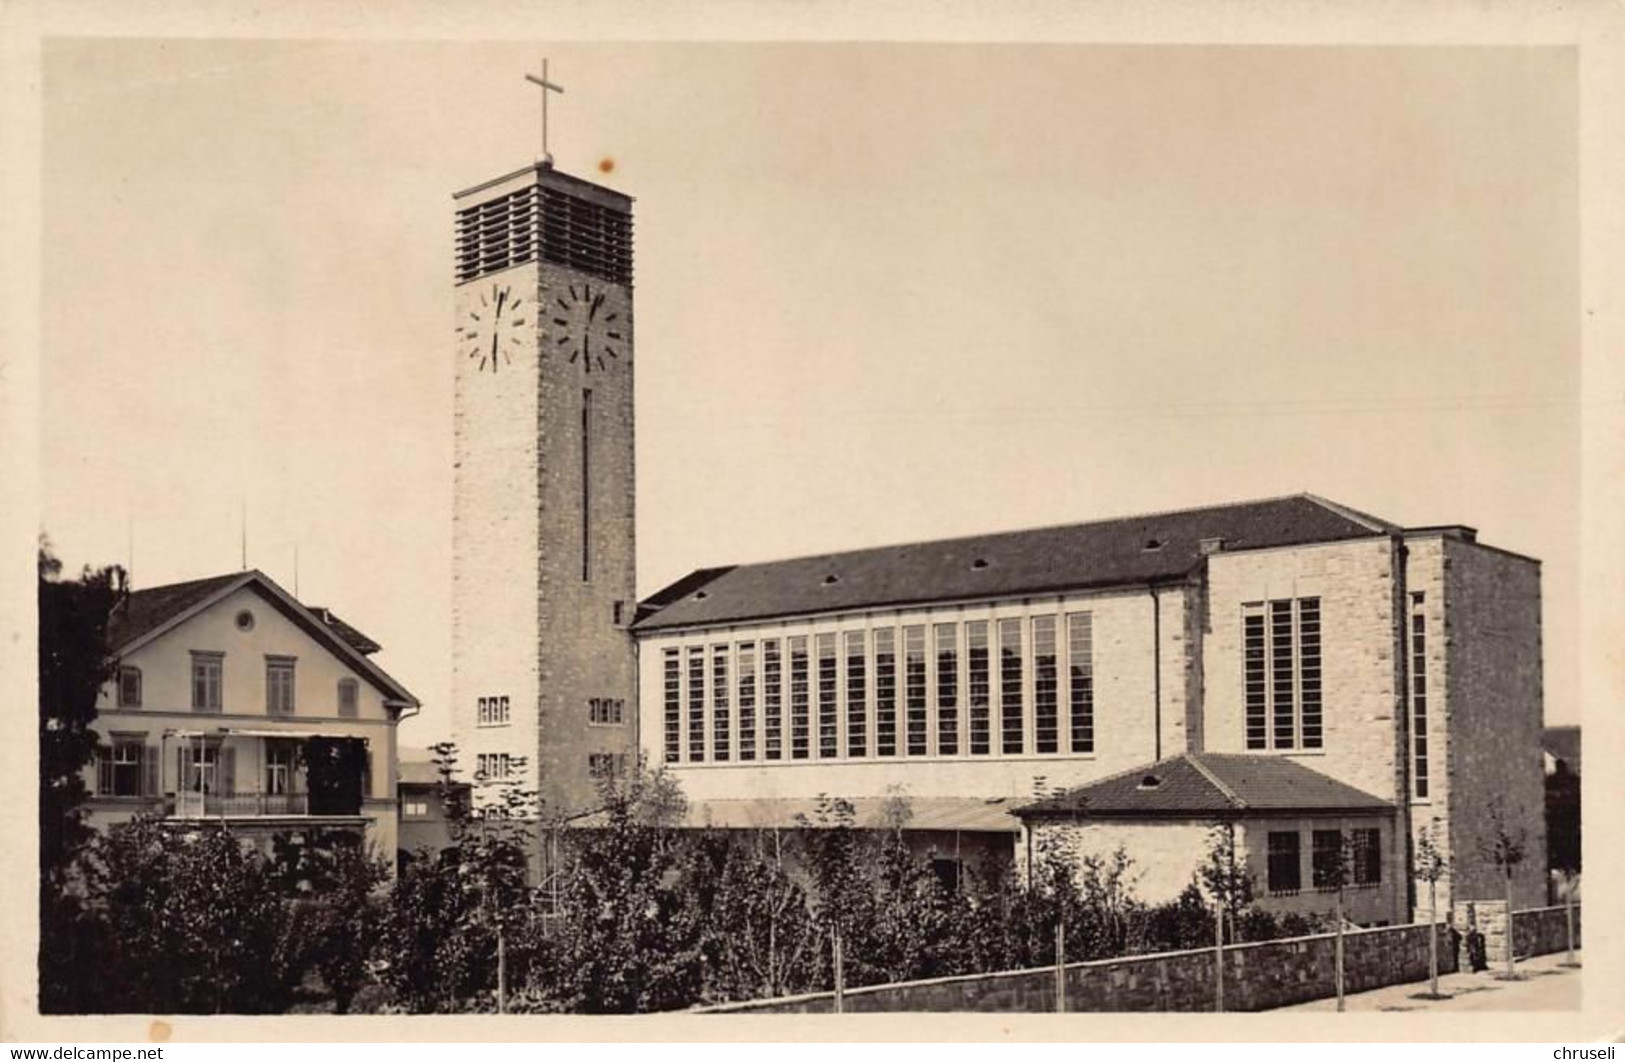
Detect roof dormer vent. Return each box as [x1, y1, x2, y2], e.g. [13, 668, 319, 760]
[1142, 538, 1164, 552]
[1137, 773, 1163, 790]
[971, 557, 989, 570]
[693, 590, 710, 601]
[822, 574, 840, 586]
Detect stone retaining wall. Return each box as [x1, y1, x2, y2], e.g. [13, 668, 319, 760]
[702, 921, 1460, 1014]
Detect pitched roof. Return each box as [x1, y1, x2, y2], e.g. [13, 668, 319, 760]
[305, 606, 383, 655]
[106, 572, 244, 650]
[1015, 753, 1394, 819]
[1542, 726, 1580, 775]
[633, 494, 1395, 632]
[106, 569, 419, 709]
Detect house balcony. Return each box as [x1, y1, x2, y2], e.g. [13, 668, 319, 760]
[169, 791, 312, 818]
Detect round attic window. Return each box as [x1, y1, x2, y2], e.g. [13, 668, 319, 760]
[235, 609, 256, 632]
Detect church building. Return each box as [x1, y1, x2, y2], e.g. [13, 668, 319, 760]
[448, 123, 1546, 922]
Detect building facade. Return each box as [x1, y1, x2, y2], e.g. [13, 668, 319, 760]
[449, 161, 638, 818]
[630, 497, 1548, 919]
[86, 570, 420, 859]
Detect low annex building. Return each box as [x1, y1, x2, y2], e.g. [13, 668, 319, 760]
[87, 570, 421, 859]
[630, 493, 1548, 920]
[1015, 752, 1399, 923]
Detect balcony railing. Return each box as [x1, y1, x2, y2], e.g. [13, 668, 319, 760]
[170, 792, 312, 818]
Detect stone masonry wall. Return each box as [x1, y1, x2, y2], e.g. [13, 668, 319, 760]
[1441, 539, 1546, 909]
[1452, 901, 1580, 966]
[533, 255, 639, 818]
[703, 922, 1458, 1013]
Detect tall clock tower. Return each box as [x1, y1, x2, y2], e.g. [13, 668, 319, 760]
[450, 159, 637, 820]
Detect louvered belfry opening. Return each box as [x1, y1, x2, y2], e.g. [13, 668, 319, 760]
[455, 169, 633, 286]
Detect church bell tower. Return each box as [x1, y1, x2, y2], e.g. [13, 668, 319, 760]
[450, 108, 637, 818]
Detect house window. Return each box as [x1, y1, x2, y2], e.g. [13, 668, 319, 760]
[181, 744, 221, 794]
[966, 621, 990, 755]
[1067, 612, 1094, 753]
[117, 666, 142, 708]
[588, 752, 626, 781]
[1267, 831, 1301, 894]
[266, 656, 296, 715]
[762, 639, 783, 761]
[873, 628, 897, 757]
[478, 695, 511, 727]
[687, 646, 706, 762]
[402, 799, 429, 818]
[817, 633, 839, 758]
[475, 752, 514, 782]
[1352, 827, 1382, 886]
[934, 623, 958, 756]
[999, 618, 1023, 755]
[190, 652, 223, 712]
[904, 625, 927, 757]
[265, 742, 295, 795]
[663, 649, 681, 763]
[1410, 593, 1429, 799]
[1312, 829, 1344, 891]
[1033, 615, 1058, 754]
[1243, 597, 1322, 751]
[844, 631, 867, 758]
[98, 739, 147, 797]
[713, 644, 732, 761]
[788, 636, 810, 760]
[738, 641, 758, 762]
[589, 697, 626, 726]
[338, 678, 359, 718]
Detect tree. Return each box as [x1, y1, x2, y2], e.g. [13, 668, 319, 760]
[1414, 818, 1450, 999]
[294, 833, 390, 1014]
[1195, 822, 1251, 1012]
[1477, 797, 1529, 980]
[37, 540, 122, 887]
[81, 817, 300, 1013]
[533, 761, 701, 1012]
[1310, 828, 1359, 1011]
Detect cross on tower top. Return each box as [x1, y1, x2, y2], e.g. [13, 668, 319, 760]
[524, 60, 566, 166]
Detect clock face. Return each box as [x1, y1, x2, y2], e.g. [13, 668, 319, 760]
[460, 282, 528, 374]
[550, 282, 626, 375]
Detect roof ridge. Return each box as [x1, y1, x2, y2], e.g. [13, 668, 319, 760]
[1299, 493, 1401, 534]
[1022, 752, 1195, 808]
[669, 492, 1363, 575]
[1186, 753, 1247, 810]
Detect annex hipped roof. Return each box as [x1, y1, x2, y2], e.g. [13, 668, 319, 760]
[634, 494, 1397, 632]
[1015, 753, 1394, 820]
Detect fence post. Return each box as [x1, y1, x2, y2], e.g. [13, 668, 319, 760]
[1054, 916, 1066, 1013]
[1213, 899, 1225, 1013]
[1562, 878, 1578, 967]
[1334, 887, 1345, 1012]
[1428, 878, 1440, 998]
[832, 925, 845, 1015]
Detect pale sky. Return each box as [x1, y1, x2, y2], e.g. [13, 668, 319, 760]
[38, 41, 1580, 741]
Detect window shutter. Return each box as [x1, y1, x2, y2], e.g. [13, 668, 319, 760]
[96, 749, 112, 796]
[222, 747, 236, 795]
[177, 746, 187, 793]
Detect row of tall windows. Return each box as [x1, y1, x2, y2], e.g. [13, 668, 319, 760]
[1266, 826, 1383, 895]
[660, 612, 1096, 764]
[1410, 592, 1429, 799]
[158, 653, 358, 717]
[1243, 597, 1322, 751]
